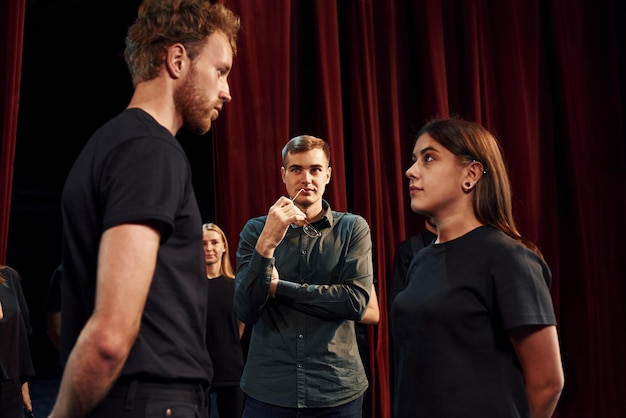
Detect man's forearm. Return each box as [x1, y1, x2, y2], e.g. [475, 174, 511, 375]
[49, 324, 128, 417]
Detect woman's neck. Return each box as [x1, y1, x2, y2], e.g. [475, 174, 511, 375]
[206, 263, 221, 279]
[435, 215, 483, 243]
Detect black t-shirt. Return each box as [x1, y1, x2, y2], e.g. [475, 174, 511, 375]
[390, 226, 556, 417]
[388, 229, 437, 305]
[206, 276, 244, 387]
[61, 108, 212, 383]
[0, 267, 35, 381]
[387, 228, 436, 400]
[44, 264, 62, 313]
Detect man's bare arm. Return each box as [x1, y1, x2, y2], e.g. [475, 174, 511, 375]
[49, 224, 160, 418]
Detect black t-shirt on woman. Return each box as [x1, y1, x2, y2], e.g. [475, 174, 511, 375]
[206, 275, 245, 387]
[391, 226, 556, 418]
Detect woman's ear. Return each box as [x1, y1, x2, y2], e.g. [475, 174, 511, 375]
[462, 160, 485, 193]
[467, 160, 485, 182]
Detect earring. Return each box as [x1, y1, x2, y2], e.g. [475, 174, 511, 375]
[462, 182, 473, 193]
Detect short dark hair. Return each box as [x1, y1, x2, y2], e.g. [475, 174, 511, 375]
[281, 135, 331, 167]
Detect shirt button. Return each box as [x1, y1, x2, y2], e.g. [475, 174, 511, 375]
[298, 334, 304, 339]
[301, 250, 307, 255]
[297, 363, 303, 368]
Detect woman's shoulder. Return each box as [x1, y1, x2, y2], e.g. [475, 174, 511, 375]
[0, 265, 20, 281]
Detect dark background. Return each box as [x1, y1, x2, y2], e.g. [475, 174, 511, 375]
[8, 0, 218, 377]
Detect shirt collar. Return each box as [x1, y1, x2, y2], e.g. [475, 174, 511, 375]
[311, 199, 333, 228]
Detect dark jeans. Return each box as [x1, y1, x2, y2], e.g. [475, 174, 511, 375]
[242, 395, 363, 418]
[90, 380, 209, 418]
[0, 379, 23, 417]
[210, 385, 245, 418]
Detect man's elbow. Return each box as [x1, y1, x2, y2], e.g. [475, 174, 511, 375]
[88, 322, 138, 366]
[528, 374, 564, 417]
[548, 373, 565, 400]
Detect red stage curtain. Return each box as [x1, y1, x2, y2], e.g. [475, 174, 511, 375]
[2, 1, 625, 416]
[0, 0, 25, 264]
[214, 1, 626, 416]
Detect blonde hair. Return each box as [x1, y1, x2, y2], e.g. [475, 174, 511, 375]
[202, 223, 235, 278]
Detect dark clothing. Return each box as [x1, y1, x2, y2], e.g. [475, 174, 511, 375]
[387, 227, 436, 402]
[388, 228, 436, 305]
[206, 275, 245, 417]
[44, 264, 63, 374]
[0, 267, 35, 416]
[390, 226, 557, 418]
[44, 264, 62, 313]
[0, 379, 23, 417]
[61, 108, 212, 385]
[235, 201, 373, 409]
[211, 386, 245, 418]
[0, 267, 35, 381]
[354, 323, 373, 418]
[91, 380, 208, 418]
[242, 395, 363, 418]
[206, 276, 244, 387]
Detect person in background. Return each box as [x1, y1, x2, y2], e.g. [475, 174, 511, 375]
[387, 216, 436, 406]
[48, 1, 240, 417]
[388, 216, 436, 305]
[202, 222, 246, 418]
[235, 135, 374, 418]
[0, 265, 35, 417]
[390, 117, 564, 417]
[45, 264, 63, 351]
[355, 285, 379, 418]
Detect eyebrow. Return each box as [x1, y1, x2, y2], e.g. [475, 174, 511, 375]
[419, 146, 438, 155]
[288, 163, 325, 169]
[412, 145, 439, 159]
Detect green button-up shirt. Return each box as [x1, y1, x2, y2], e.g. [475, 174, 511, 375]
[235, 200, 373, 408]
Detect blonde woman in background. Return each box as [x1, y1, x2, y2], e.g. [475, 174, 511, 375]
[203, 223, 246, 418]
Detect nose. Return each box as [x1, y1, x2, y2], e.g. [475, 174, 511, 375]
[220, 80, 232, 103]
[405, 162, 418, 179]
[301, 172, 312, 184]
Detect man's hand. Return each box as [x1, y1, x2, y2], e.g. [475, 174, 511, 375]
[256, 196, 306, 257]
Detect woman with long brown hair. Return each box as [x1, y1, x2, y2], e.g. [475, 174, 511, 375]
[390, 117, 564, 417]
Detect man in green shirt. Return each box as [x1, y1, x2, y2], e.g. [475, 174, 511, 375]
[235, 135, 374, 417]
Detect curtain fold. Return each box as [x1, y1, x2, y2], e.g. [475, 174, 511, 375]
[0, 0, 25, 264]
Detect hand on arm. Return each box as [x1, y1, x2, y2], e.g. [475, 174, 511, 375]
[269, 266, 279, 298]
[510, 325, 564, 418]
[358, 285, 379, 325]
[49, 224, 160, 418]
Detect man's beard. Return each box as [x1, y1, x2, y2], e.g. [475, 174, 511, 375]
[174, 67, 217, 135]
